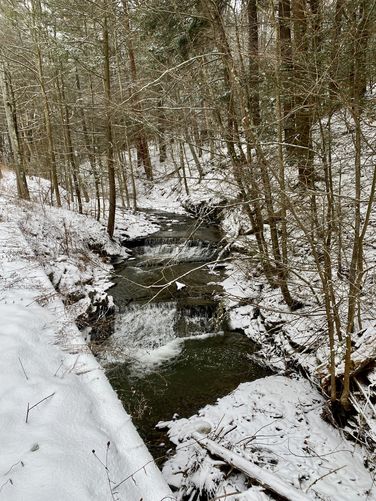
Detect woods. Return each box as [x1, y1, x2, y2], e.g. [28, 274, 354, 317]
[0, 0, 375, 416]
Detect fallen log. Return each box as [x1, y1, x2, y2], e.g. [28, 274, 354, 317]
[192, 432, 311, 501]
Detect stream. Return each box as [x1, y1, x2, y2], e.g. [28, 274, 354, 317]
[101, 212, 271, 459]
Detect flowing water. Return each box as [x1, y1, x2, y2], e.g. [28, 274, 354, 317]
[102, 212, 271, 458]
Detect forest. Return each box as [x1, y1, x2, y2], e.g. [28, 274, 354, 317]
[0, 0, 376, 500]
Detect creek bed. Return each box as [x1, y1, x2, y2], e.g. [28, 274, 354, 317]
[102, 212, 271, 459]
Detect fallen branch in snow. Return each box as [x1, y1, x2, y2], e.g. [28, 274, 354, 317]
[18, 356, 29, 380]
[3, 459, 24, 476]
[208, 491, 242, 500]
[305, 465, 345, 491]
[25, 392, 55, 423]
[192, 432, 311, 501]
[0, 479, 13, 493]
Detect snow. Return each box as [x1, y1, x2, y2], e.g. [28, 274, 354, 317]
[0, 175, 173, 500]
[0, 171, 163, 333]
[161, 376, 376, 500]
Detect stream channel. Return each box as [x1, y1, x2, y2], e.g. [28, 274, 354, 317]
[102, 212, 271, 460]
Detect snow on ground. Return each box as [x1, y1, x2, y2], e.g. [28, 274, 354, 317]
[161, 376, 376, 500]
[0, 222, 173, 501]
[122, 144, 232, 215]
[0, 171, 176, 500]
[0, 171, 161, 332]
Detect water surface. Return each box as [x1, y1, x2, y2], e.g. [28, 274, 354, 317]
[104, 211, 271, 458]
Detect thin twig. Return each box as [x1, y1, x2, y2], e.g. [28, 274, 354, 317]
[18, 357, 29, 381]
[54, 361, 64, 377]
[305, 465, 345, 491]
[25, 392, 55, 423]
[92, 442, 117, 501]
[3, 460, 24, 476]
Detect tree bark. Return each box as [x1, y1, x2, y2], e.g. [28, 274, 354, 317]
[103, 10, 116, 238]
[122, 0, 153, 180]
[247, 0, 261, 126]
[291, 0, 315, 187]
[278, 0, 295, 150]
[0, 61, 29, 200]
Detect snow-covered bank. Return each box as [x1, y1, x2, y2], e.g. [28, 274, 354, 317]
[161, 376, 375, 500]
[0, 222, 173, 500]
[0, 171, 160, 342]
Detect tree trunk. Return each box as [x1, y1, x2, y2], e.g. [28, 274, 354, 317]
[0, 61, 30, 200]
[291, 0, 315, 188]
[340, 0, 371, 409]
[247, 0, 261, 127]
[103, 10, 116, 238]
[278, 0, 295, 150]
[57, 72, 83, 213]
[32, 0, 61, 207]
[122, 0, 153, 180]
[75, 68, 101, 219]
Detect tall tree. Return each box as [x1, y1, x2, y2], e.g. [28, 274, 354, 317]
[122, 0, 153, 181]
[103, 4, 116, 238]
[0, 60, 29, 199]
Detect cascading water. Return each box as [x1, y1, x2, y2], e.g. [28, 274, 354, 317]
[102, 212, 271, 458]
[100, 214, 224, 368]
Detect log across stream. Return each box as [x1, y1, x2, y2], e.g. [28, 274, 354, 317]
[101, 212, 271, 459]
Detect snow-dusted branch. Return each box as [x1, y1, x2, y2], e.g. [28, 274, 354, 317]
[192, 432, 311, 501]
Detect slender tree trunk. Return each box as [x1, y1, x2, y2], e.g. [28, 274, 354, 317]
[122, 0, 153, 180]
[126, 135, 138, 211]
[278, 0, 295, 150]
[56, 73, 83, 213]
[247, 0, 261, 127]
[158, 97, 167, 163]
[75, 68, 101, 219]
[31, 0, 61, 206]
[0, 61, 30, 200]
[292, 0, 315, 187]
[103, 10, 116, 238]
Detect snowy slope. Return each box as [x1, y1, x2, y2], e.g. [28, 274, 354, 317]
[0, 222, 173, 500]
